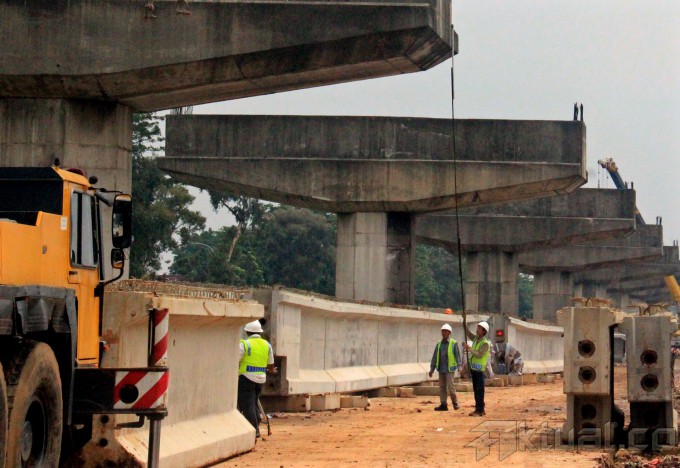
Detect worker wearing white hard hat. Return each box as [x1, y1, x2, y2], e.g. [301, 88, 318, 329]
[463, 321, 491, 416]
[238, 319, 277, 437]
[428, 323, 461, 411]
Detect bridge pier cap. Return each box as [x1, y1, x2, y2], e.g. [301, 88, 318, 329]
[1, 0, 453, 111]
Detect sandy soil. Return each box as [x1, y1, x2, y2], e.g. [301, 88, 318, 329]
[217, 375, 613, 468]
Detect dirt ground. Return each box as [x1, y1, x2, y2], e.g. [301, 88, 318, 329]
[218, 376, 607, 467]
[217, 364, 680, 467]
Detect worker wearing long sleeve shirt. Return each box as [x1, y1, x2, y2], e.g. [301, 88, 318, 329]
[429, 323, 461, 411]
[463, 322, 491, 416]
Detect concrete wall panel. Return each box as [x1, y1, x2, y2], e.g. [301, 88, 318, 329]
[264, 288, 491, 395]
[73, 282, 263, 467]
[506, 317, 563, 373]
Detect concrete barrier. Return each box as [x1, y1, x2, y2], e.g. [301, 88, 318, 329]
[255, 288, 488, 396]
[71, 281, 263, 467]
[503, 316, 564, 374]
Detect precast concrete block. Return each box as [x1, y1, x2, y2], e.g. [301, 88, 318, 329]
[413, 386, 441, 396]
[261, 395, 311, 413]
[455, 382, 473, 392]
[537, 374, 556, 384]
[310, 394, 341, 411]
[557, 306, 622, 395]
[557, 306, 623, 445]
[620, 314, 677, 402]
[340, 395, 370, 408]
[620, 314, 678, 447]
[375, 387, 399, 398]
[562, 395, 616, 445]
[397, 387, 415, 398]
[508, 375, 524, 386]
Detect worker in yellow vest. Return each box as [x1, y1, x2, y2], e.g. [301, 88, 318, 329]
[429, 323, 461, 411]
[238, 320, 277, 437]
[463, 321, 490, 416]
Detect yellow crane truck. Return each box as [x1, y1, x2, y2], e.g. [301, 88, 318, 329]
[0, 162, 167, 466]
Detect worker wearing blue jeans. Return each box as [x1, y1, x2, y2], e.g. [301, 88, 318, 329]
[463, 322, 491, 417]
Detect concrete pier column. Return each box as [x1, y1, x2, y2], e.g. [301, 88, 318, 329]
[336, 212, 414, 304]
[608, 291, 631, 310]
[533, 271, 573, 322]
[0, 99, 132, 193]
[464, 251, 519, 315]
[579, 281, 608, 299]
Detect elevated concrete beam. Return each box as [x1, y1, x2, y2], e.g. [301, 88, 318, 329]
[524, 225, 663, 322]
[573, 245, 680, 284]
[415, 188, 636, 315]
[519, 225, 663, 273]
[417, 188, 636, 252]
[1, 0, 452, 111]
[608, 277, 670, 293]
[629, 287, 673, 303]
[161, 116, 587, 212]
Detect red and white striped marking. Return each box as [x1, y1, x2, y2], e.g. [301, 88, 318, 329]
[113, 370, 169, 410]
[152, 308, 169, 367]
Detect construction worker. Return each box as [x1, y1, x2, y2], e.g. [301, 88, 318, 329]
[463, 322, 490, 417]
[238, 319, 277, 438]
[429, 323, 461, 411]
[495, 342, 524, 375]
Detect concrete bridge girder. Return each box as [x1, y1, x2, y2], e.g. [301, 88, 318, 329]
[416, 188, 636, 252]
[573, 245, 680, 285]
[414, 188, 637, 315]
[522, 225, 664, 322]
[519, 225, 663, 274]
[0, 0, 453, 112]
[161, 116, 587, 212]
[161, 115, 587, 304]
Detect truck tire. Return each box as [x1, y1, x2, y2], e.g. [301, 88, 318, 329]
[2, 342, 62, 468]
[0, 363, 7, 468]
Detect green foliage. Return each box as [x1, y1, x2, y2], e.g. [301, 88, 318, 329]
[518, 273, 534, 318]
[170, 206, 336, 294]
[255, 206, 336, 294]
[415, 245, 464, 309]
[129, 113, 205, 278]
[169, 228, 264, 285]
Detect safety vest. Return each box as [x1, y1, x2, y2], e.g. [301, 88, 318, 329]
[239, 337, 269, 376]
[470, 337, 490, 372]
[435, 339, 458, 372]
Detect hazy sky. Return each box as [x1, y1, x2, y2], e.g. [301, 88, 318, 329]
[190, 0, 679, 244]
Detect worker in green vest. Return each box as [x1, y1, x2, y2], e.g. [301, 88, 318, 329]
[429, 323, 461, 411]
[463, 321, 490, 416]
[238, 320, 277, 438]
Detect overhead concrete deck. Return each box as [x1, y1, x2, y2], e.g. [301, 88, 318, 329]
[161, 115, 587, 304]
[161, 116, 587, 212]
[574, 245, 680, 285]
[0, 0, 452, 111]
[521, 225, 664, 322]
[417, 188, 636, 252]
[415, 188, 636, 314]
[519, 225, 663, 274]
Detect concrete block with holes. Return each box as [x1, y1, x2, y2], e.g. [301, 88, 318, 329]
[557, 306, 624, 445]
[619, 314, 678, 447]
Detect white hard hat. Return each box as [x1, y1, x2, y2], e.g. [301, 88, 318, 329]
[478, 322, 490, 333]
[244, 320, 263, 333]
[441, 323, 453, 332]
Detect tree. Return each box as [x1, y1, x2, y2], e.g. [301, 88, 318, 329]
[170, 227, 265, 286]
[255, 206, 336, 294]
[129, 112, 205, 278]
[415, 245, 464, 309]
[208, 192, 265, 263]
